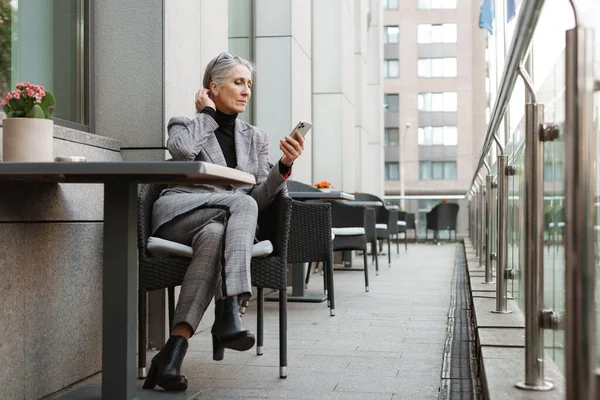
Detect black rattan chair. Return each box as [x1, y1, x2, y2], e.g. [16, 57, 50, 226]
[137, 184, 292, 379]
[353, 193, 399, 268]
[425, 202, 459, 242]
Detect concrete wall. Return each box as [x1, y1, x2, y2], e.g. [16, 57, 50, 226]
[0, 127, 121, 400]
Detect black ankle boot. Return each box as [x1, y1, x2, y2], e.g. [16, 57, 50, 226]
[142, 335, 188, 391]
[211, 296, 255, 361]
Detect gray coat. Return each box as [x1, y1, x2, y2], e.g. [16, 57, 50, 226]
[152, 112, 287, 234]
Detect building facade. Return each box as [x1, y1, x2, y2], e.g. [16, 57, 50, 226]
[381, 0, 487, 235]
[0, 1, 383, 398]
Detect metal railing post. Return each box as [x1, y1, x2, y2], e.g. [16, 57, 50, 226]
[484, 175, 495, 284]
[493, 155, 511, 313]
[564, 26, 597, 400]
[479, 187, 485, 267]
[516, 101, 553, 391]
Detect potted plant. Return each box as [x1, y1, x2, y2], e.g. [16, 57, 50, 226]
[1, 82, 56, 162]
[314, 181, 333, 192]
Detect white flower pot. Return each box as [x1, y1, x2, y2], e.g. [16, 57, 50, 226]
[2, 118, 54, 162]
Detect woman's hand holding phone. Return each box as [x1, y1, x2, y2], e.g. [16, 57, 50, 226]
[195, 89, 216, 113]
[280, 130, 305, 167]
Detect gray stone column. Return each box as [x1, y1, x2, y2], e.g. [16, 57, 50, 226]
[254, 0, 313, 183]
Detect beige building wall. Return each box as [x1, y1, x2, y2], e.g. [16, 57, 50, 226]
[383, 0, 487, 196]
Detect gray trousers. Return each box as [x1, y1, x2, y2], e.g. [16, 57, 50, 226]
[155, 193, 258, 332]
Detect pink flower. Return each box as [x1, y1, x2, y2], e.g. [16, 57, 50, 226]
[3, 92, 12, 101]
[35, 93, 42, 101]
[39, 90, 45, 97]
[1, 99, 6, 107]
[12, 90, 20, 99]
[35, 99, 41, 104]
[27, 89, 35, 97]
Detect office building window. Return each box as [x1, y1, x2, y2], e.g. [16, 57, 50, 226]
[385, 162, 400, 180]
[384, 93, 399, 112]
[417, 24, 457, 44]
[384, 26, 399, 44]
[419, 161, 457, 180]
[418, 126, 457, 146]
[384, 59, 399, 78]
[384, 0, 399, 9]
[417, 58, 457, 77]
[0, 1, 90, 128]
[418, 92, 457, 112]
[385, 128, 399, 146]
[418, 0, 457, 9]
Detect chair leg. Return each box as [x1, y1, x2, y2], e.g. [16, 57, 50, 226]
[138, 291, 147, 379]
[404, 231, 408, 252]
[387, 236, 391, 267]
[305, 262, 312, 289]
[279, 289, 288, 379]
[371, 242, 379, 275]
[257, 287, 264, 356]
[371, 243, 375, 265]
[167, 287, 175, 329]
[322, 262, 328, 295]
[396, 233, 399, 255]
[363, 247, 370, 292]
[326, 259, 335, 316]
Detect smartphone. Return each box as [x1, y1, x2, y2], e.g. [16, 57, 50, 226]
[290, 120, 312, 138]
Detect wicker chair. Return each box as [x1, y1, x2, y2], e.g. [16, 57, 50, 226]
[353, 193, 399, 267]
[286, 197, 335, 315]
[287, 180, 375, 289]
[137, 184, 292, 379]
[425, 202, 459, 242]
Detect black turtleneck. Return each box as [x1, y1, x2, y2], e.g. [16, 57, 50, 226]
[201, 106, 292, 176]
[202, 107, 238, 168]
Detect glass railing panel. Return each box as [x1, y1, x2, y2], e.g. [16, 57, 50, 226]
[594, 90, 600, 370]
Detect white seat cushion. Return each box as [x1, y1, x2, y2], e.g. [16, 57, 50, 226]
[331, 227, 366, 236]
[376, 223, 388, 230]
[147, 236, 273, 259]
[397, 221, 407, 226]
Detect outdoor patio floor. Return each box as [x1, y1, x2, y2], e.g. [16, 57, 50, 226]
[54, 243, 458, 400]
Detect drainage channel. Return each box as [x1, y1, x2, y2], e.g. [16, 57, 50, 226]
[438, 243, 482, 399]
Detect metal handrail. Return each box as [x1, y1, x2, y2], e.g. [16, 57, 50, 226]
[467, 0, 546, 195]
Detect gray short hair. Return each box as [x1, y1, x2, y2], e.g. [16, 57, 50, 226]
[203, 53, 255, 89]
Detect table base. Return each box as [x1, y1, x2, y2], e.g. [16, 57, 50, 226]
[54, 386, 202, 400]
[265, 292, 327, 303]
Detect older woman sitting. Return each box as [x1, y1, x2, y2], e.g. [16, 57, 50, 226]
[143, 52, 305, 392]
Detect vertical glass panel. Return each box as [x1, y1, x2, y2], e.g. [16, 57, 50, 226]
[384, 26, 399, 44]
[419, 161, 432, 180]
[444, 162, 457, 179]
[444, 92, 457, 111]
[384, 0, 399, 9]
[444, 126, 458, 145]
[417, 24, 431, 44]
[444, 57, 457, 77]
[432, 162, 443, 180]
[418, 127, 424, 145]
[432, 93, 444, 111]
[385, 128, 399, 146]
[444, 0, 457, 8]
[3, 0, 88, 126]
[431, 58, 443, 77]
[384, 93, 399, 112]
[418, 59, 430, 77]
[432, 126, 443, 144]
[442, 24, 457, 43]
[431, 24, 443, 43]
[417, 0, 429, 9]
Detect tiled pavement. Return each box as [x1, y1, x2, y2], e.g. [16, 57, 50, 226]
[53, 243, 458, 399]
[173, 243, 457, 399]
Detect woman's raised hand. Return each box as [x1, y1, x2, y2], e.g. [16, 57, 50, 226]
[195, 89, 216, 113]
[280, 132, 305, 167]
